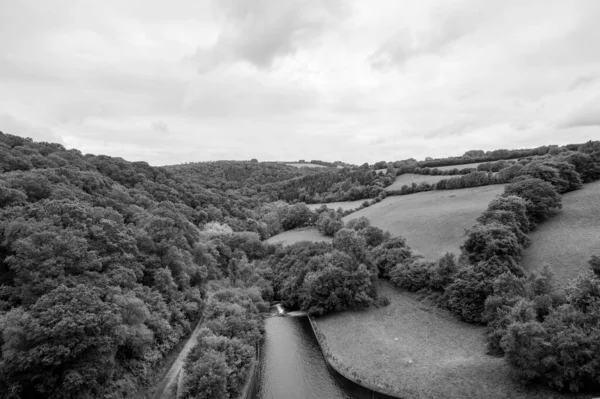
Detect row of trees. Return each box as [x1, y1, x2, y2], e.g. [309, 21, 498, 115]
[264, 217, 398, 315]
[385, 152, 599, 198]
[180, 288, 267, 399]
[380, 158, 600, 392]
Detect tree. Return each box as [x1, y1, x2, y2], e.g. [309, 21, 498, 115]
[370, 237, 413, 278]
[461, 223, 523, 267]
[181, 349, 229, 399]
[0, 285, 122, 398]
[503, 177, 561, 223]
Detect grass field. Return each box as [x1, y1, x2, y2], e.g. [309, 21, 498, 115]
[345, 185, 505, 259]
[264, 227, 330, 246]
[435, 162, 482, 171]
[285, 163, 328, 168]
[305, 199, 367, 211]
[267, 185, 505, 258]
[384, 173, 445, 191]
[522, 180, 600, 286]
[313, 281, 587, 399]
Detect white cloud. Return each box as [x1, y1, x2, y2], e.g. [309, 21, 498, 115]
[0, 0, 599, 165]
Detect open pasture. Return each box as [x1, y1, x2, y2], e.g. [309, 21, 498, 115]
[344, 185, 505, 259]
[522, 180, 600, 285]
[384, 173, 445, 191]
[314, 281, 575, 399]
[285, 163, 328, 168]
[265, 227, 330, 246]
[305, 199, 367, 212]
[434, 162, 483, 171]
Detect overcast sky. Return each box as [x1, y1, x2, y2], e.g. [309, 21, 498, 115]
[1, 0, 599, 165]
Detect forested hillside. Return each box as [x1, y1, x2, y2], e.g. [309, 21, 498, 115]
[2, 130, 600, 398]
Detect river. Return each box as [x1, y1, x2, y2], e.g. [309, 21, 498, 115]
[254, 315, 398, 399]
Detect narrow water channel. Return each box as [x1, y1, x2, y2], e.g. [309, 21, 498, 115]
[254, 315, 398, 399]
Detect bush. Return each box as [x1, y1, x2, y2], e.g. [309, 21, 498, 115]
[503, 177, 561, 223]
[430, 252, 459, 291]
[390, 259, 435, 292]
[461, 223, 523, 267]
[370, 237, 414, 279]
[444, 266, 494, 323]
[181, 349, 229, 399]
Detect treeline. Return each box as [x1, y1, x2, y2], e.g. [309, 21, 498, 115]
[417, 144, 559, 168]
[261, 167, 394, 203]
[166, 161, 321, 193]
[180, 288, 267, 399]
[379, 156, 600, 392]
[385, 147, 600, 196]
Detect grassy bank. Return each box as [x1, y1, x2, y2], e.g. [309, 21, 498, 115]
[264, 226, 331, 245]
[522, 180, 600, 285]
[313, 281, 591, 399]
[342, 185, 505, 259]
[384, 173, 445, 191]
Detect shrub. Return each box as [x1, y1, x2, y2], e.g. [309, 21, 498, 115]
[503, 177, 561, 223]
[461, 223, 522, 267]
[370, 237, 413, 279]
[444, 266, 494, 323]
[430, 252, 459, 291]
[181, 349, 229, 399]
[390, 259, 435, 292]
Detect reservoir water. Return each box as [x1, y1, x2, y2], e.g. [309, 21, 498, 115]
[254, 315, 397, 399]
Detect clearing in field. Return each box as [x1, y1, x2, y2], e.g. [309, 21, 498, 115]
[345, 185, 505, 260]
[313, 281, 574, 399]
[384, 173, 445, 191]
[285, 163, 328, 168]
[522, 180, 600, 286]
[305, 199, 367, 211]
[434, 162, 483, 171]
[264, 227, 330, 246]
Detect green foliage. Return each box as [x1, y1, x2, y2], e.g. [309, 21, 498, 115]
[503, 177, 562, 223]
[315, 210, 344, 236]
[390, 259, 436, 292]
[461, 222, 523, 267]
[181, 349, 229, 399]
[181, 288, 265, 399]
[264, 241, 378, 315]
[370, 237, 413, 279]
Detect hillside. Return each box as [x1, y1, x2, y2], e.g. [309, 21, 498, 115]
[522, 180, 600, 285]
[267, 185, 505, 260]
[314, 281, 589, 399]
[346, 185, 505, 259]
[384, 173, 445, 191]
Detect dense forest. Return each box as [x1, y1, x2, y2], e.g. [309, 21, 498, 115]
[1, 130, 600, 398]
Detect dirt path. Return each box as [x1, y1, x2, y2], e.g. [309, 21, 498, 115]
[151, 320, 204, 399]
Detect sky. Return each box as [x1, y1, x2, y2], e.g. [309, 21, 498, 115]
[1, 0, 599, 166]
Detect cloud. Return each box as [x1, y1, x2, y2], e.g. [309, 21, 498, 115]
[569, 74, 599, 91]
[151, 121, 170, 132]
[193, 0, 347, 71]
[558, 97, 600, 128]
[1, 0, 600, 165]
[368, 0, 487, 69]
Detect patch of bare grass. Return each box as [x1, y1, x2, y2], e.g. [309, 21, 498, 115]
[286, 163, 328, 168]
[522, 180, 600, 285]
[264, 227, 331, 246]
[313, 282, 586, 399]
[305, 199, 367, 211]
[435, 162, 483, 171]
[344, 185, 505, 259]
[384, 174, 445, 191]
